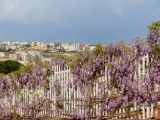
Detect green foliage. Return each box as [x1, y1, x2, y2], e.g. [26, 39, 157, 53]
[95, 43, 103, 53]
[0, 60, 22, 74]
[58, 49, 66, 53]
[21, 65, 31, 73]
[0, 48, 15, 53]
[69, 50, 78, 53]
[43, 50, 50, 53]
[56, 53, 71, 62]
[0, 73, 5, 77]
[148, 21, 160, 30]
[69, 63, 74, 68]
[74, 55, 82, 64]
[0, 48, 5, 52]
[153, 45, 160, 56]
[119, 41, 133, 54]
[55, 100, 64, 109]
[13, 65, 31, 76]
[87, 103, 93, 108]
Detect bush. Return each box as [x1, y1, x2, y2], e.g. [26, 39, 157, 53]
[0, 60, 22, 74]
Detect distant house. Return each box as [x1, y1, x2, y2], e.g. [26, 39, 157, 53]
[9, 53, 21, 61]
[6, 45, 17, 50]
[27, 50, 41, 57]
[0, 43, 7, 50]
[80, 44, 86, 51]
[0, 52, 9, 58]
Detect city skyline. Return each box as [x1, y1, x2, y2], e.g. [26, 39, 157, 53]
[0, 0, 160, 44]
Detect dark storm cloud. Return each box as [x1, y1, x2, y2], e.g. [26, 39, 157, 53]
[0, 0, 159, 44]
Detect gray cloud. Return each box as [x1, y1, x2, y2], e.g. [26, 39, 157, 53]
[0, 0, 159, 44]
[0, 0, 149, 23]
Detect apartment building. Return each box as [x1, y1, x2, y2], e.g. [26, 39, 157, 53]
[27, 50, 41, 57]
[0, 43, 7, 50]
[0, 52, 9, 58]
[6, 45, 17, 50]
[31, 42, 36, 47]
[30, 41, 48, 50]
[9, 53, 21, 61]
[48, 42, 56, 49]
[61, 43, 70, 50]
[2, 41, 29, 46]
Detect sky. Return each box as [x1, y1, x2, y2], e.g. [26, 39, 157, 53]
[0, 0, 159, 44]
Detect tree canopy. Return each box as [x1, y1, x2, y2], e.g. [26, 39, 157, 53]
[148, 21, 160, 30]
[0, 60, 22, 74]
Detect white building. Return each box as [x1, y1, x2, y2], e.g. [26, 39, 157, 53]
[61, 43, 70, 50]
[3, 41, 28, 45]
[48, 42, 56, 49]
[19, 41, 30, 46]
[21, 53, 32, 61]
[69, 43, 80, 51]
[6, 45, 17, 50]
[27, 50, 41, 57]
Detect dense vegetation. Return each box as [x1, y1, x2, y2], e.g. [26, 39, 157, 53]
[0, 60, 22, 74]
[0, 21, 159, 119]
[0, 48, 15, 53]
[148, 21, 160, 30]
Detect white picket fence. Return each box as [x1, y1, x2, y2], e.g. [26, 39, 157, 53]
[43, 64, 159, 119]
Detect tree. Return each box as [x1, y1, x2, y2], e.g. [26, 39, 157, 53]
[148, 21, 160, 30]
[0, 60, 22, 74]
